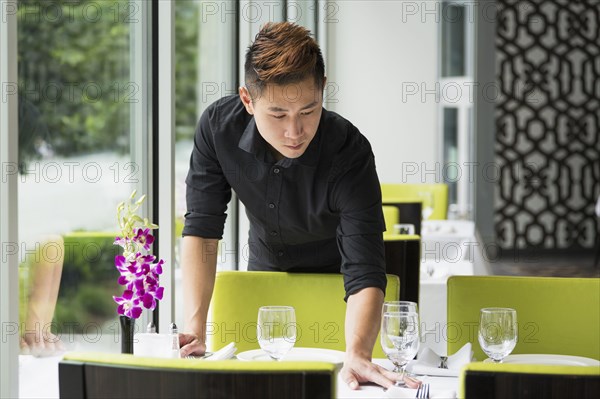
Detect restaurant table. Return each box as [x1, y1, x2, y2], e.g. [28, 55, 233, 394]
[336, 358, 459, 398]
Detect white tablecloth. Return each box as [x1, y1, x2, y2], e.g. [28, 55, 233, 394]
[337, 358, 459, 398]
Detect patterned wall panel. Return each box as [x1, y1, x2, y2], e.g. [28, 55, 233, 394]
[495, 0, 600, 251]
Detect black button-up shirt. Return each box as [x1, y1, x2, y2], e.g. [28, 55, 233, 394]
[183, 95, 386, 299]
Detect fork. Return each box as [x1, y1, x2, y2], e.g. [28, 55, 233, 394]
[415, 383, 430, 398]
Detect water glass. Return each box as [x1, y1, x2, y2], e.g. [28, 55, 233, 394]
[383, 301, 421, 353]
[381, 311, 420, 386]
[417, 191, 435, 221]
[257, 306, 297, 361]
[478, 307, 517, 363]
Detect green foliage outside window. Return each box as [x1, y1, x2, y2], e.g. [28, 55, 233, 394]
[18, 0, 199, 160]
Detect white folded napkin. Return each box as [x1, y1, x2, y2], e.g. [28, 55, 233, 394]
[405, 343, 472, 377]
[205, 342, 237, 361]
[383, 386, 456, 399]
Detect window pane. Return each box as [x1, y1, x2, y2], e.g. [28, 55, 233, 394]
[17, 3, 148, 394]
[174, 0, 237, 328]
[441, 2, 465, 77]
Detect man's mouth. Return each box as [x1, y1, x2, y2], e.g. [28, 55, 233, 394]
[285, 143, 303, 150]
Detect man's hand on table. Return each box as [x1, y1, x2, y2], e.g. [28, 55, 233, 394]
[179, 332, 206, 357]
[340, 354, 398, 390]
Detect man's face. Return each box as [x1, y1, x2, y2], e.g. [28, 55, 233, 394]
[240, 77, 324, 160]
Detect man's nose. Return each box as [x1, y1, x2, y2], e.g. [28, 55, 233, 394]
[284, 117, 303, 139]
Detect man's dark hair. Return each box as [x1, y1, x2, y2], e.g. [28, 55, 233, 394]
[244, 22, 325, 98]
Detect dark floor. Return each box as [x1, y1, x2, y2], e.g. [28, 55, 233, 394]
[490, 252, 600, 278]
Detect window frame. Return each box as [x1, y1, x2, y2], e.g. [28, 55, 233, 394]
[0, 0, 20, 396]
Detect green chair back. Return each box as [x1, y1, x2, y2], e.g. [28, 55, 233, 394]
[382, 205, 399, 235]
[381, 183, 449, 220]
[209, 271, 400, 358]
[459, 362, 600, 399]
[447, 276, 600, 361]
[60, 352, 336, 399]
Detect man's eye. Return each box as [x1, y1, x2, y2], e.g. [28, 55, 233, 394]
[272, 115, 285, 119]
[301, 111, 314, 116]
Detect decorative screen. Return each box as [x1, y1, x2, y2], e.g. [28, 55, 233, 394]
[495, 0, 599, 250]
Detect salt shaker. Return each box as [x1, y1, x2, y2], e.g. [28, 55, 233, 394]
[170, 322, 181, 358]
[147, 321, 156, 334]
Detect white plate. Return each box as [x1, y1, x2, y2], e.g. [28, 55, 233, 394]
[237, 347, 345, 364]
[484, 354, 600, 366]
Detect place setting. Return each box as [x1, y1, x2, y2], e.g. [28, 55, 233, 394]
[477, 307, 599, 367]
[378, 301, 459, 399]
[236, 305, 346, 364]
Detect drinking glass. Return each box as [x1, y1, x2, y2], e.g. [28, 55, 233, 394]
[418, 191, 434, 221]
[381, 311, 420, 386]
[257, 306, 297, 361]
[478, 307, 517, 363]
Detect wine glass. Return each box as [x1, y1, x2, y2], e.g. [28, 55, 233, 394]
[257, 306, 297, 361]
[381, 311, 420, 386]
[417, 191, 434, 221]
[478, 307, 517, 363]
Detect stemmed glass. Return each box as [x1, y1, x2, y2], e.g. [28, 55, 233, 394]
[381, 311, 420, 386]
[417, 191, 434, 221]
[257, 306, 297, 361]
[478, 307, 518, 363]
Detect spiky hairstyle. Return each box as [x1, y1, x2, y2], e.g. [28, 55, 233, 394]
[244, 22, 325, 98]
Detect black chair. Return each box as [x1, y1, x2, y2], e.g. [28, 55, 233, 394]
[59, 352, 336, 399]
[460, 363, 600, 399]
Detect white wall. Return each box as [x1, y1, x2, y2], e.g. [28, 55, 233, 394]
[325, 1, 440, 184]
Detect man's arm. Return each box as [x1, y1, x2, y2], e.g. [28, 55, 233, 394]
[341, 287, 399, 389]
[179, 236, 218, 356]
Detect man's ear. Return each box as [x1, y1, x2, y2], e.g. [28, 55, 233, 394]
[239, 87, 254, 115]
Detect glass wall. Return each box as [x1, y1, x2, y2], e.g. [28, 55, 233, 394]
[16, 2, 151, 395]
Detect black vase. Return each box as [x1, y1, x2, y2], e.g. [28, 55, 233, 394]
[119, 315, 135, 354]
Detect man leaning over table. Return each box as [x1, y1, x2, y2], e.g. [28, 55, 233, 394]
[178, 21, 398, 390]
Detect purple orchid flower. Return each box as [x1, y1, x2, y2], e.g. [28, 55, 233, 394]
[114, 236, 130, 248]
[113, 290, 143, 319]
[133, 228, 155, 251]
[113, 193, 165, 320]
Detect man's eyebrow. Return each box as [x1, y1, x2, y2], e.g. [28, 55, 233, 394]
[268, 106, 287, 112]
[267, 101, 319, 112]
[300, 101, 318, 110]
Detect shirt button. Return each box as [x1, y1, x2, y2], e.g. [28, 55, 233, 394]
[273, 167, 280, 174]
[277, 251, 284, 257]
[268, 203, 276, 209]
[270, 231, 278, 236]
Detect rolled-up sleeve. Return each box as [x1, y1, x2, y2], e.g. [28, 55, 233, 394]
[330, 140, 387, 301]
[182, 106, 232, 239]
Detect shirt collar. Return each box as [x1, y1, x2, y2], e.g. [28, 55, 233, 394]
[238, 114, 323, 168]
[238, 118, 270, 162]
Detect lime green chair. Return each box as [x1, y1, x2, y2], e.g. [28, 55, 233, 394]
[459, 362, 600, 399]
[60, 352, 336, 399]
[447, 276, 600, 361]
[209, 271, 400, 358]
[381, 183, 449, 220]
